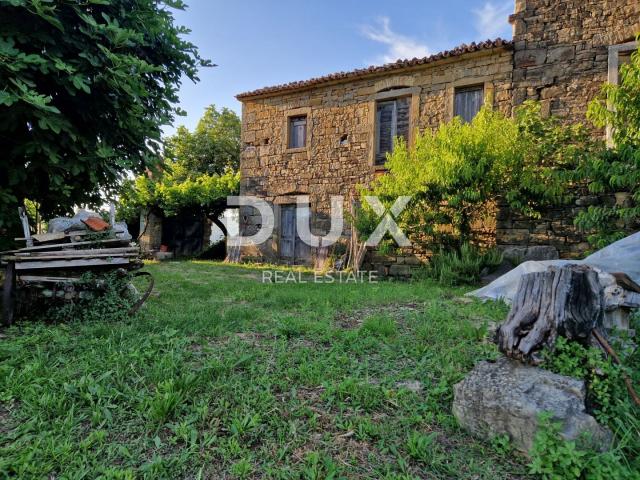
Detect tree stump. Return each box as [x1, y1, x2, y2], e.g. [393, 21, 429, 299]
[497, 265, 604, 363]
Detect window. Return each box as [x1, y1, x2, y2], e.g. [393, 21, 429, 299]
[607, 41, 638, 144]
[375, 97, 410, 165]
[454, 85, 484, 123]
[288, 115, 307, 149]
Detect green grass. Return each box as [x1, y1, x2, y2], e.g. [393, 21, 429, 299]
[0, 261, 530, 479]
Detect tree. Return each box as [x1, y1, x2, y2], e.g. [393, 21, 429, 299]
[0, 0, 211, 229]
[117, 106, 242, 236]
[165, 105, 241, 175]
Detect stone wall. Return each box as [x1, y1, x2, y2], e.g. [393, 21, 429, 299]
[510, 0, 639, 123]
[239, 48, 513, 265]
[497, 0, 640, 257]
[239, 0, 640, 269]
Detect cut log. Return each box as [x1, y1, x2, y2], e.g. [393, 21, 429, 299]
[497, 265, 604, 364]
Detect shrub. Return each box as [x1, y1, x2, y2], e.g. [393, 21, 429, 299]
[47, 271, 138, 323]
[422, 243, 503, 286]
[575, 40, 640, 249]
[537, 316, 640, 477]
[356, 102, 590, 254]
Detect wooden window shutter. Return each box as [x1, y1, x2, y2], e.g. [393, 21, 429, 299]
[376, 101, 396, 165]
[454, 86, 484, 123]
[395, 96, 410, 143]
[289, 116, 307, 148]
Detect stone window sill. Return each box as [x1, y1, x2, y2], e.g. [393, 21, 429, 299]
[374, 165, 388, 172]
[285, 147, 308, 154]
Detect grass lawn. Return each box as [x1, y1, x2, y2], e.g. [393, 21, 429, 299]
[0, 261, 533, 479]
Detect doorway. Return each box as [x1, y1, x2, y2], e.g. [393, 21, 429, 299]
[279, 204, 311, 264]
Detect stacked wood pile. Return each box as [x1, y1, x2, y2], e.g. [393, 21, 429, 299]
[1, 208, 146, 326]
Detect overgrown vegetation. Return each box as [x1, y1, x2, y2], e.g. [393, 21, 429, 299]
[532, 328, 640, 479]
[420, 243, 503, 286]
[46, 271, 138, 324]
[1, 261, 530, 478]
[573, 41, 640, 248]
[357, 102, 591, 253]
[117, 105, 241, 234]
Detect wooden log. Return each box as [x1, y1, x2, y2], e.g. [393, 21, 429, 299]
[6, 253, 139, 262]
[496, 265, 604, 364]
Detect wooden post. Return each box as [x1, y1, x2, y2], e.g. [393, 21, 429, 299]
[18, 206, 33, 247]
[109, 204, 116, 227]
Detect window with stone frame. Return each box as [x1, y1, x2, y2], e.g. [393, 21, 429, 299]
[606, 41, 637, 144]
[375, 96, 410, 166]
[288, 115, 307, 149]
[454, 85, 484, 123]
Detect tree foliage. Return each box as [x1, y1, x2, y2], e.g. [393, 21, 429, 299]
[575, 41, 640, 248]
[165, 105, 241, 175]
[118, 166, 239, 221]
[361, 103, 593, 250]
[0, 0, 210, 228]
[117, 105, 241, 225]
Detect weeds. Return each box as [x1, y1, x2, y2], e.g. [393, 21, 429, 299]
[0, 261, 529, 478]
[421, 243, 503, 286]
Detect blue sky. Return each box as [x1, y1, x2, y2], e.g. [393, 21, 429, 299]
[167, 0, 513, 135]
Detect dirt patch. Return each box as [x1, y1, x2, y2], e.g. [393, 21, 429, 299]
[0, 402, 15, 436]
[334, 302, 424, 329]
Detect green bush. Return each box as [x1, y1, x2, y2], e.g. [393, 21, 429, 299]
[534, 319, 640, 478]
[575, 40, 640, 249]
[47, 271, 138, 323]
[357, 103, 589, 253]
[421, 243, 503, 286]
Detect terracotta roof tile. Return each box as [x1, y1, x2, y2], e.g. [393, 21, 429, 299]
[236, 38, 513, 99]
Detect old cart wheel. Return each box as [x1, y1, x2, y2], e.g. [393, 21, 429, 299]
[2, 261, 16, 327]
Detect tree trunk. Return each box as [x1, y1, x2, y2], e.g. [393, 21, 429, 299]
[497, 265, 604, 364]
[207, 213, 228, 237]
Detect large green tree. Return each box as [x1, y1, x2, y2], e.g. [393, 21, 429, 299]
[0, 0, 210, 229]
[165, 105, 241, 175]
[117, 105, 241, 235]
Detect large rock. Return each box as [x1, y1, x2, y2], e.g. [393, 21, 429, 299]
[453, 357, 611, 454]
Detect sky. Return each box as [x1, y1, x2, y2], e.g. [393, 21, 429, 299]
[166, 0, 514, 136]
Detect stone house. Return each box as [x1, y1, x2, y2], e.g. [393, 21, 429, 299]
[236, 0, 639, 271]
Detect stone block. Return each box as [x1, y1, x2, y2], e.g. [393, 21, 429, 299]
[546, 45, 576, 63]
[389, 264, 411, 277]
[453, 357, 612, 454]
[514, 49, 547, 68]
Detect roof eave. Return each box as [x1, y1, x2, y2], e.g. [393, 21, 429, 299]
[236, 39, 513, 101]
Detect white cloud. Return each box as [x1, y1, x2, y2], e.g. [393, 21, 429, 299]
[473, 1, 513, 39]
[361, 17, 430, 65]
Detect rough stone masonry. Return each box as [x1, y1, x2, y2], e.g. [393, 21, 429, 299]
[236, 0, 640, 271]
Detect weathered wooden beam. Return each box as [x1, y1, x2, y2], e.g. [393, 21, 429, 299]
[18, 207, 33, 247]
[6, 253, 139, 262]
[1, 238, 130, 254]
[13, 257, 131, 270]
[13, 247, 139, 257]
